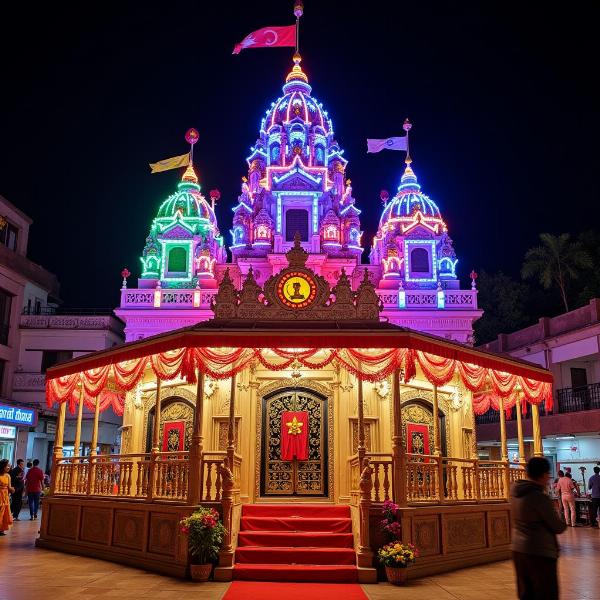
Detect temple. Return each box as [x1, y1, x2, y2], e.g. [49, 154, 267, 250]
[36, 54, 553, 584]
[116, 55, 480, 344]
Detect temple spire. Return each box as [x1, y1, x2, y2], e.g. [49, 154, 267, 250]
[182, 162, 198, 184]
[286, 51, 308, 84]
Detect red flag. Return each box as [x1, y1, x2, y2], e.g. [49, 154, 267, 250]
[281, 411, 309, 461]
[233, 25, 296, 54]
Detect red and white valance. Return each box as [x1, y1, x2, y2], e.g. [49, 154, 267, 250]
[46, 346, 552, 416]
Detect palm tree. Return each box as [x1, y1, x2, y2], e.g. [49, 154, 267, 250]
[521, 233, 592, 312]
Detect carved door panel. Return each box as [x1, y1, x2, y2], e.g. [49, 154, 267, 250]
[260, 389, 328, 497]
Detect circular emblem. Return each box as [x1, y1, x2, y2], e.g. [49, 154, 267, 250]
[277, 271, 317, 309]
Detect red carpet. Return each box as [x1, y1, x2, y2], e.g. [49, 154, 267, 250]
[233, 504, 358, 582]
[223, 582, 369, 600]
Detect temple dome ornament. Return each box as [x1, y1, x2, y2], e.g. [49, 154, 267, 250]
[371, 156, 458, 290]
[137, 162, 225, 287]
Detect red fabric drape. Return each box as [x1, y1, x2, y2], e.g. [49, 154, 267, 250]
[46, 345, 553, 417]
[280, 411, 309, 461]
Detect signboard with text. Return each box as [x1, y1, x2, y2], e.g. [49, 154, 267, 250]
[0, 404, 38, 427]
[0, 424, 17, 439]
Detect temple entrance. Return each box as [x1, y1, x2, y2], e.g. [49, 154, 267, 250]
[260, 388, 328, 497]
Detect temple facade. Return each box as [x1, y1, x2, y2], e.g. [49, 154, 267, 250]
[116, 55, 481, 343]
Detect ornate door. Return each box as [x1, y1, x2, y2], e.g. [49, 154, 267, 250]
[260, 389, 328, 497]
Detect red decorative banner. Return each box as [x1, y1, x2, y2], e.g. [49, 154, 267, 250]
[281, 411, 309, 461]
[162, 421, 185, 452]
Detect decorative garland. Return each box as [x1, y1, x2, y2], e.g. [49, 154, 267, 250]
[46, 346, 552, 416]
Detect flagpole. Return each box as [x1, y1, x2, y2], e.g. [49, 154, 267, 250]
[403, 118, 412, 163]
[294, 1, 303, 54]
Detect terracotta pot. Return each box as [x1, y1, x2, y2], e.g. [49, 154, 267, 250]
[385, 565, 408, 585]
[190, 563, 212, 582]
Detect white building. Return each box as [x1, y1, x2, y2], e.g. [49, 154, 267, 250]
[0, 194, 125, 469]
[477, 299, 600, 483]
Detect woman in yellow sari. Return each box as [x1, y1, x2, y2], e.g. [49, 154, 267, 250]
[0, 458, 15, 535]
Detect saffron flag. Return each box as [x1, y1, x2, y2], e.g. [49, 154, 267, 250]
[366, 136, 408, 153]
[281, 410, 309, 461]
[233, 25, 296, 54]
[149, 153, 190, 174]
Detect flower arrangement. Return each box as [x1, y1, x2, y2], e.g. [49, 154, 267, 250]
[377, 541, 419, 568]
[179, 507, 226, 565]
[380, 499, 401, 540]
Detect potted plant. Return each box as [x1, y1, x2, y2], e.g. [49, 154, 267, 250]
[180, 507, 226, 581]
[377, 541, 419, 585]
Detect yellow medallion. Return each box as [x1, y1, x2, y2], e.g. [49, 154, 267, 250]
[277, 271, 317, 309]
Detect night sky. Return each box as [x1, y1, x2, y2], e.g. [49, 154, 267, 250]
[1, 2, 598, 310]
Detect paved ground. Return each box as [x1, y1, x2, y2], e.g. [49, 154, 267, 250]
[1, 509, 599, 599]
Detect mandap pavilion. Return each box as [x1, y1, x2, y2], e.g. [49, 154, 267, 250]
[38, 241, 552, 583]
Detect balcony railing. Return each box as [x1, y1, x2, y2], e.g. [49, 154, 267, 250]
[476, 384, 600, 424]
[348, 452, 524, 504]
[53, 450, 243, 503]
[475, 404, 548, 425]
[20, 314, 123, 332]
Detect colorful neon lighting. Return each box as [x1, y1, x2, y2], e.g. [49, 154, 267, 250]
[404, 239, 437, 283]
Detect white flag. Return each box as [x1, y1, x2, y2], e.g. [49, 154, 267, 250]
[367, 136, 408, 153]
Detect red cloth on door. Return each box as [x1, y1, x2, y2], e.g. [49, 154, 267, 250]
[281, 411, 309, 461]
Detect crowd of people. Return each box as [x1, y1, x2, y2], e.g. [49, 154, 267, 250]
[0, 458, 48, 536]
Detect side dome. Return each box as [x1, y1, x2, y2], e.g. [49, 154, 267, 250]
[138, 163, 226, 287]
[156, 165, 217, 226]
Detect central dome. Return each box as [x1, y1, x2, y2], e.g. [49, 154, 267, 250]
[261, 54, 334, 151]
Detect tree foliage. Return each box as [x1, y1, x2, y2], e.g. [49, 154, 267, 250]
[521, 233, 592, 312]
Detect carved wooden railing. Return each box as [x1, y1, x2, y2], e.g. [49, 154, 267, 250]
[53, 451, 192, 502]
[349, 453, 394, 504]
[201, 451, 242, 502]
[349, 453, 526, 505]
[406, 453, 441, 502]
[53, 449, 244, 504]
[152, 452, 189, 501]
[508, 464, 526, 484]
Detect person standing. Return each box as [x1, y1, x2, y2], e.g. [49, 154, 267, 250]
[25, 459, 44, 520]
[553, 469, 565, 515]
[556, 472, 578, 526]
[9, 459, 25, 520]
[0, 459, 15, 535]
[511, 456, 567, 600]
[588, 466, 600, 527]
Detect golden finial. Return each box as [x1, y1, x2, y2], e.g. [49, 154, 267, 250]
[182, 162, 198, 183]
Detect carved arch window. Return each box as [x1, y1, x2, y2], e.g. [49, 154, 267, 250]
[145, 396, 195, 453]
[410, 247, 430, 273]
[167, 246, 187, 273]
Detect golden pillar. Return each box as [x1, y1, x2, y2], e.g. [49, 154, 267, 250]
[70, 388, 85, 493]
[515, 396, 526, 466]
[188, 369, 204, 505]
[148, 377, 162, 500]
[227, 373, 237, 469]
[391, 369, 407, 506]
[49, 400, 67, 494]
[357, 373, 366, 465]
[531, 403, 543, 457]
[498, 396, 508, 461]
[432, 385, 441, 456]
[151, 377, 162, 451]
[87, 396, 100, 495]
